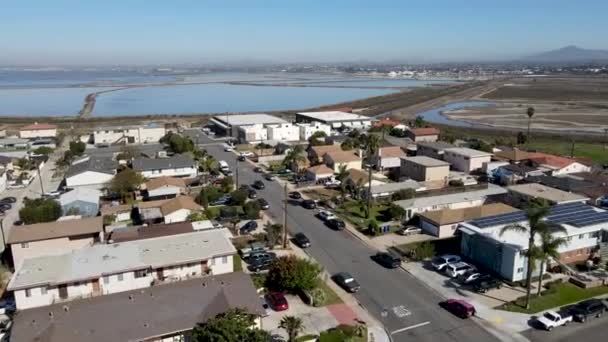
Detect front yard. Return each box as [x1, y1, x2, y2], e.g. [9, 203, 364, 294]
[334, 201, 399, 235]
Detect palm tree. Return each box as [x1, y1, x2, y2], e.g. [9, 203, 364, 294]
[526, 106, 535, 144]
[535, 229, 568, 296]
[283, 145, 306, 173]
[335, 165, 350, 201]
[279, 316, 303, 342]
[200, 156, 216, 184]
[499, 204, 551, 309]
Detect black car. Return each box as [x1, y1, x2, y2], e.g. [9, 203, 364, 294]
[249, 257, 274, 273]
[237, 155, 246, 161]
[0, 203, 10, 211]
[333, 272, 360, 293]
[257, 198, 269, 210]
[570, 299, 607, 322]
[326, 218, 345, 230]
[373, 252, 401, 269]
[471, 276, 502, 293]
[253, 180, 265, 190]
[264, 174, 275, 181]
[301, 199, 316, 209]
[293, 233, 311, 248]
[253, 166, 263, 173]
[0, 197, 16, 204]
[289, 191, 302, 199]
[240, 221, 258, 234]
[248, 189, 257, 199]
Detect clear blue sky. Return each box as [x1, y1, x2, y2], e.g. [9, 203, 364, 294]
[1, 0, 606, 65]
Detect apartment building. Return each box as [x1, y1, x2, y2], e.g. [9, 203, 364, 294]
[93, 123, 166, 146]
[132, 154, 198, 179]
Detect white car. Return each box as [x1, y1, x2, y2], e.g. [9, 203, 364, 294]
[240, 151, 254, 157]
[431, 254, 461, 272]
[324, 179, 341, 188]
[224, 144, 234, 152]
[317, 210, 337, 221]
[259, 297, 271, 317]
[445, 262, 475, 278]
[536, 311, 572, 331]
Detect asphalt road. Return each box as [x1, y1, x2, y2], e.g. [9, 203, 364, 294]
[201, 137, 498, 342]
[523, 314, 608, 341]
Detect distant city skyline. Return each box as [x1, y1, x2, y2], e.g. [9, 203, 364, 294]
[1, 0, 607, 65]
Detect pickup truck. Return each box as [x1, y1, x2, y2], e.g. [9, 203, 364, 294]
[472, 276, 502, 293]
[535, 311, 572, 331]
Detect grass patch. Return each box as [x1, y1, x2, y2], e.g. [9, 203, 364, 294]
[296, 334, 318, 342]
[233, 254, 243, 272]
[498, 283, 608, 314]
[335, 201, 393, 234]
[392, 238, 458, 260]
[316, 280, 343, 306]
[527, 140, 608, 164]
[319, 324, 367, 342]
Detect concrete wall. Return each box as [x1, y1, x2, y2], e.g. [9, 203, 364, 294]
[11, 236, 97, 268]
[401, 159, 449, 182]
[20, 129, 57, 139]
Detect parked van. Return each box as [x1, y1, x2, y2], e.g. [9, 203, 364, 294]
[218, 160, 230, 172]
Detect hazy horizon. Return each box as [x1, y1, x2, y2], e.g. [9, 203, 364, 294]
[1, 0, 607, 66]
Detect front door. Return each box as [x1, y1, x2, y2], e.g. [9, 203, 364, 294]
[201, 260, 208, 274]
[91, 279, 101, 295]
[58, 284, 68, 299]
[157, 268, 164, 280]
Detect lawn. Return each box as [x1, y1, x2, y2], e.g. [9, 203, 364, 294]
[527, 140, 608, 164]
[316, 281, 343, 306]
[335, 201, 394, 232]
[319, 325, 367, 342]
[498, 283, 608, 314]
[233, 254, 243, 272]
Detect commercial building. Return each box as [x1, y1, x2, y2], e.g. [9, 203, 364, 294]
[210, 113, 288, 139]
[58, 188, 102, 217]
[406, 127, 439, 142]
[506, 183, 589, 206]
[297, 122, 331, 141]
[93, 123, 166, 146]
[460, 202, 608, 281]
[10, 272, 264, 342]
[295, 111, 373, 129]
[266, 123, 300, 142]
[443, 147, 493, 173]
[132, 154, 198, 179]
[19, 123, 57, 139]
[400, 156, 450, 182]
[65, 156, 117, 190]
[416, 141, 454, 160]
[8, 229, 236, 310]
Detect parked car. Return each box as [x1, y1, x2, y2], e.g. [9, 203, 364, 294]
[211, 195, 231, 206]
[224, 144, 234, 152]
[248, 189, 257, 199]
[373, 252, 401, 269]
[237, 155, 246, 161]
[0, 300, 15, 315]
[254, 166, 263, 173]
[264, 174, 275, 181]
[247, 251, 275, 263]
[472, 276, 502, 293]
[266, 292, 289, 311]
[570, 299, 607, 323]
[440, 299, 476, 318]
[249, 257, 274, 273]
[431, 255, 462, 272]
[324, 179, 341, 188]
[302, 199, 317, 209]
[241, 151, 254, 157]
[257, 198, 270, 210]
[535, 311, 572, 331]
[397, 226, 422, 236]
[293, 232, 311, 248]
[0, 204, 10, 211]
[239, 242, 266, 259]
[458, 270, 483, 284]
[333, 272, 360, 293]
[445, 262, 475, 278]
[240, 221, 258, 234]
[317, 210, 337, 221]
[260, 297, 271, 317]
[289, 191, 302, 199]
[326, 218, 345, 230]
[222, 169, 234, 177]
[0, 197, 16, 204]
[253, 180, 265, 189]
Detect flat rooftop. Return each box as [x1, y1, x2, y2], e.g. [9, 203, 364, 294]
[8, 229, 236, 291]
[445, 147, 493, 158]
[419, 203, 519, 226]
[401, 156, 450, 167]
[394, 184, 508, 209]
[212, 113, 287, 126]
[507, 183, 589, 204]
[297, 111, 371, 122]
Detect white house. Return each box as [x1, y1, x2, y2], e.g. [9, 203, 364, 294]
[528, 152, 591, 176]
[297, 122, 331, 141]
[7, 229, 236, 310]
[19, 123, 57, 139]
[266, 123, 300, 142]
[65, 156, 117, 190]
[93, 123, 166, 145]
[373, 146, 406, 170]
[132, 155, 198, 179]
[443, 147, 493, 173]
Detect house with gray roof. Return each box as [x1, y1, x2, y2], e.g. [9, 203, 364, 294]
[58, 187, 102, 217]
[132, 154, 198, 179]
[65, 156, 117, 190]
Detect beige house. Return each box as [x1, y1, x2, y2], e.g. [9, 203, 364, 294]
[400, 156, 450, 182]
[372, 146, 406, 170]
[406, 127, 439, 142]
[144, 176, 187, 200]
[305, 164, 335, 181]
[19, 123, 58, 139]
[323, 150, 362, 172]
[8, 217, 104, 268]
[443, 147, 492, 173]
[308, 144, 342, 164]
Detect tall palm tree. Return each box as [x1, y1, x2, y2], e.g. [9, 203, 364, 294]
[526, 106, 535, 144]
[283, 145, 306, 173]
[364, 135, 381, 218]
[535, 229, 568, 296]
[500, 204, 550, 310]
[279, 316, 303, 342]
[335, 164, 350, 202]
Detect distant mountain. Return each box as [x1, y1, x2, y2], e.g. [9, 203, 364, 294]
[523, 45, 608, 62]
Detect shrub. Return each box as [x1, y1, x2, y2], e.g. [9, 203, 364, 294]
[308, 287, 326, 307]
[267, 255, 322, 293]
[197, 186, 223, 206]
[367, 219, 381, 236]
[19, 198, 62, 224]
[243, 200, 261, 220]
[413, 242, 435, 261]
[230, 189, 248, 206]
[391, 188, 415, 201]
[33, 146, 54, 156]
[448, 179, 464, 187]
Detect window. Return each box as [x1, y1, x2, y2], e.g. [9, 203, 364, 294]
[135, 270, 148, 278]
[117, 273, 124, 281]
[222, 256, 228, 264]
[25, 289, 31, 297]
[21, 242, 29, 248]
[516, 267, 524, 273]
[103, 276, 110, 284]
[579, 234, 585, 240]
[41, 287, 48, 295]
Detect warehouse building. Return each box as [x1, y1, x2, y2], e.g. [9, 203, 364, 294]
[295, 111, 373, 129]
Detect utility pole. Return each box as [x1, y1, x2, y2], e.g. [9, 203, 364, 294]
[283, 182, 288, 248]
[366, 163, 373, 219]
[570, 136, 575, 159]
[0, 219, 5, 250]
[38, 164, 45, 196]
[235, 156, 240, 188]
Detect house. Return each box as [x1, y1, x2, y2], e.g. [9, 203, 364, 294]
[493, 148, 532, 163]
[406, 127, 440, 142]
[58, 188, 102, 217]
[526, 174, 608, 205]
[93, 123, 166, 146]
[506, 183, 589, 206]
[492, 163, 544, 185]
[108, 222, 196, 243]
[7, 217, 104, 268]
[297, 122, 331, 141]
[527, 152, 591, 175]
[394, 184, 508, 220]
[443, 147, 492, 173]
[295, 111, 373, 129]
[305, 164, 335, 181]
[345, 168, 386, 188]
[400, 156, 450, 182]
[418, 203, 518, 238]
[101, 199, 171, 225]
[65, 156, 117, 190]
[10, 272, 265, 342]
[7, 229, 237, 310]
[373, 118, 402, 128]
[460, 202, 608, 281]
[0, 126, 6, 138]
[19, 123, 57, 139]
[361, 180, 425, 199]
[416, 141, 454, 160]
[372, 146, 406, 170]
[0, 137, 29, 149]
[160, 196, 202, 223]
[323, 150, 362, 172]
[143, 176, 186, 200]
[308, 144, 342, 164]
[132, 154, 198, 179]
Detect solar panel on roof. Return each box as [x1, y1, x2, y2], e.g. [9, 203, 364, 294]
[564, 213, 608, 227]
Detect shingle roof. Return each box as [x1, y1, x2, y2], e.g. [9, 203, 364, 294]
[66, 156, 117, 178]
[160, 196, 201, 216]
[310, 144, 342, 157]
[100, 199, 171, 216]
[419, 203, 519, 226]
[507, 183, 589, 203]
[527, 152, 579, 169]
[10, 272, 264, 342]
[132, 154, 195, 172]
[325, 150, 360, 163]
[379, 146, 406, 158]
[145, 176, 187, 191]
[7, 217, 103, 244]
[306, 164, 334, 175]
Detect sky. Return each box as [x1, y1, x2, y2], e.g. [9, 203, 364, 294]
[1, 0, 607, 65]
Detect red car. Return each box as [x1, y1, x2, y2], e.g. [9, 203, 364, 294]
[266, 292, 289, 311]
[440, 299, 476, 318]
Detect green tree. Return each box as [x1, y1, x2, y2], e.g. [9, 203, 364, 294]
[69, 141, 86, 156]
[15, 158, 33, 170]
[162, 132, 195, 154]
[335, 165, 349, 201]
[267, 255, 322, 293]
[282, 145, 306, 173]
[535, 229, 568, 296]
[32, 146, 54, 156]
[196, 186, 223, 208]
[280, 316, 304, 342]
[107, 168, 144, 202]
[220, 176, 235, 193]
[413, 115, 429, 128]
[19, 198, 62, 224]
[500, 205, 551, 310]
[308, 131, 328, 146]
[391, 188, 416, 201]
[191, 308, 271, 342]
[243, 200, 261, 220]
[340, 139, 355, 151]
[187, 211, 207, 222]
[230, 189, 248, 206]
[264, 222, 283, 248]
[526, 106, 535, 144]
[388, 204, 407, 222]
[200, 156, 217, 184]
[390, 128, 406, 137]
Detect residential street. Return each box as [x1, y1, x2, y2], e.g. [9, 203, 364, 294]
[202, 138, 500, 342]
[523, 315, 608, 342]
